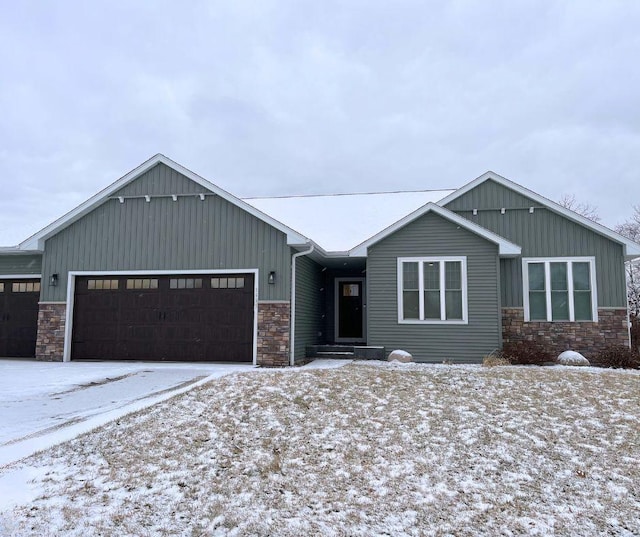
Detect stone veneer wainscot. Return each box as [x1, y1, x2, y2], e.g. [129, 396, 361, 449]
[502, 307, 630, 362]
[35, 303, 66, 362]
[257, 302, 290, 367]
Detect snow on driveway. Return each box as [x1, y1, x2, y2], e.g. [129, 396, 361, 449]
[0, 360, 254, 466]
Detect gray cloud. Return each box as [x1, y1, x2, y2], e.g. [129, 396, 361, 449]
[1, 0, 639, 244]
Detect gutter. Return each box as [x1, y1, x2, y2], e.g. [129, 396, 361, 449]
[289, 242, 315, 366]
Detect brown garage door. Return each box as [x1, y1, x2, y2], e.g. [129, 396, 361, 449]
[0, 279, 41, 357]
[71, 274, 254, 362]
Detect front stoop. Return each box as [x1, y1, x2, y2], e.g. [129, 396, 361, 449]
[306, 345, 385, 360]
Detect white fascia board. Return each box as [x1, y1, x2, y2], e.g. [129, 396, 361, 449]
[349, 202, 521, 257]
[438, 171, 640, 259]
[19, 154, 309, 250]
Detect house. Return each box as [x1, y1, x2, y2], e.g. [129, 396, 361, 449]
[1, 154, 638, 366]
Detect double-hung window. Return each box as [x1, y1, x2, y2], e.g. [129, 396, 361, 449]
[398, 257, 468, 323]
[523, 257, 597, 322]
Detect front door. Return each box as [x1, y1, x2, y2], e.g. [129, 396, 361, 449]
[335, 278, 365, 342]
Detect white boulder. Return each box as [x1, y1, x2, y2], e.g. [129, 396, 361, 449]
[556, 350, 590, 366]
[388, 349, 413, 363]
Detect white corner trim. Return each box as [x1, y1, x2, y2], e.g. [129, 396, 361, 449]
[438, 171, 640, 258]
[521, 257, 598, 323]
[350, 203, 521, 257]
[19, 154, 309, 250]
[63, 268, 260, 365]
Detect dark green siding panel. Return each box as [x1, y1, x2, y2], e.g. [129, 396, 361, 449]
[445, 179, 538, 211]
[0, 254, 42, 275]
[367, 212, 501, 363]
[42, 195, 291, 302]
[445, 180, 627, 307]
[113, 163, 207, 197]
[294, 255, 323, 362]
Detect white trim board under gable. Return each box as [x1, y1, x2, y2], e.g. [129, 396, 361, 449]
[19, 154, 309, 251]
[349, 203, 522, 257]
[438, 171, 640, 259]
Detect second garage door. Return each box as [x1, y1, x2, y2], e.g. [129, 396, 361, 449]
[0, 279, 40, 358]
[71, 273, 254, 362]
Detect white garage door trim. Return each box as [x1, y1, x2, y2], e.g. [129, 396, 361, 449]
[64, 269, 259, 365]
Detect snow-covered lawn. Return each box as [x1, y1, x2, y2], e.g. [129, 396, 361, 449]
[1, 362, 639, 536]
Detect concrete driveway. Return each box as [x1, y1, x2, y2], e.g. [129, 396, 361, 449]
[0, 360, 254, 466]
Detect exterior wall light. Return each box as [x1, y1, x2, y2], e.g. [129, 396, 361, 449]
[50, 273, 59, 287]
[268, 271, 276, 284]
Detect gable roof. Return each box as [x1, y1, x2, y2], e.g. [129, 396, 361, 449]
[438, 171, 640, 259]
[349, 202, 522, 257]
[18, 154, 309, 251]
[243, 189, 455, 253]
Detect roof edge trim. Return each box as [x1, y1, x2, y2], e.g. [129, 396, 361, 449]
[438, 171, 640, 258]
[18, 154, 309, 250]
[349, 202, 522, 257]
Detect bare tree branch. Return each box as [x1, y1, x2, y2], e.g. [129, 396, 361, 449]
[558, 194, 601, 223]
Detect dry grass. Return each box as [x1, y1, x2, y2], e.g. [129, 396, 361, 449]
[2, 363, 640, 536]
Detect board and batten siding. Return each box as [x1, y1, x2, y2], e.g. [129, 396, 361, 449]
[445, 179, 627, 308]
[293, 255, 323, 362]
[367, 211, 501, 363]
[0, 254, 42, 275]
[41, 171, 292, 302]
[113, 163, 205, 197]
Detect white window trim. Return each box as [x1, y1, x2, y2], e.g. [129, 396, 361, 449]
[522, 257, 598, 322]
[397, 256, 468, 324]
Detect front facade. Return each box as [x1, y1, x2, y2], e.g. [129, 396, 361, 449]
[1, 155, 638, 365]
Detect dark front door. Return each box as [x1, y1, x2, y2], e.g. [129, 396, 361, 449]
[72, 274, 254, 362]
[0, 279, 41, 357]
[336, 279, 365, 342]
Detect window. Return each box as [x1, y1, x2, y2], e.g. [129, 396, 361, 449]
[523, 258, 596, 322]
[169, 278, 203, 289]
[87, 279, 119, 290]
[0, 283, 3, 292]
[211, 277, 244, 289]
[397, 257, 467, 323]
[12, 281, 41, 293]
[126, 278, 159, 290]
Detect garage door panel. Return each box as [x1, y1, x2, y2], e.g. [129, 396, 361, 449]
[72, 273, 254, 362]
[0, 279, 40, 358]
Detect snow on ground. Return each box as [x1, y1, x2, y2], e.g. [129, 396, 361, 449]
[1, 362, 639, 536]
[0, 360, 255, 466]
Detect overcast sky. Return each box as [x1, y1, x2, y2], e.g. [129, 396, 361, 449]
[1, 1, 639, 245]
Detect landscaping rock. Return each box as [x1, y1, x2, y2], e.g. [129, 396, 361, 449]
[556, 350, 590, 366]
[388, 349, 413, 363]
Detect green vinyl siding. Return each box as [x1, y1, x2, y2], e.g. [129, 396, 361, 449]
[0, 254, 42, 275]
[367, 211, 501, 363]
[113, 163, 205, 197]
[41, 174, 291, 302]
[445, 179, 627, 307]
[293, 255, 323, 362]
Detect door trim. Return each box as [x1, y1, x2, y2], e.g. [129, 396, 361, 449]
[334, 277, 366, 343]
[64, 269, 259, 365]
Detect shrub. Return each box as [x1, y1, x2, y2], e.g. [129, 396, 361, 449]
[482, 351, 511, 367]
[500, 341, 552, 366]
[593, 345, 640, 369]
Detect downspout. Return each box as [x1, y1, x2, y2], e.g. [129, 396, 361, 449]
[290, 242, 315, 366]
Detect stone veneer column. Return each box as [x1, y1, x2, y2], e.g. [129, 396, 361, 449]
[35, 303, 67, 362]
[502, 307, 630, 361]
[257, 301, 291, 367]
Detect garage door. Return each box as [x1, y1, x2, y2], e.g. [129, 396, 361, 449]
[0, 279, 41, 357]
[71, 274, 254, 362]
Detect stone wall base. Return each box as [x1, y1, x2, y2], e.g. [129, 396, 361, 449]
[257, 302, 290, 367]
[502, 307, 629, 361]
[35, 303, 66, 362]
